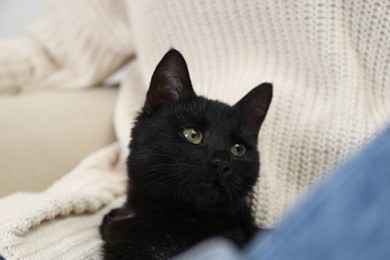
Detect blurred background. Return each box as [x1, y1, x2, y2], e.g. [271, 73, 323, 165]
[0, 0, 46, 39]
[0, 0, 118, 197]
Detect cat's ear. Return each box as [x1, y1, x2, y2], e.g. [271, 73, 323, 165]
[234, 83, 273, 133]
[145, 49, 196, 112]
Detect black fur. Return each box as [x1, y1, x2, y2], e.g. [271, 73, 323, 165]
[100, 49, 273, 260]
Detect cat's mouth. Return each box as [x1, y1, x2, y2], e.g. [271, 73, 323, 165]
[198, 181, 231, 193]
[196, 181, 226, 194]
[190, 180, 245, 208]
[199, 182, 214, 188]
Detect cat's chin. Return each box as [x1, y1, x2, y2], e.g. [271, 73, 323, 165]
[184, 181, 245, 209]
[198, 182, 217, 189]
[193, 182, 223, 198]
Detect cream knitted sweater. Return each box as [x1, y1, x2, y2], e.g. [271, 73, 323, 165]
[1, 0, 389, 259]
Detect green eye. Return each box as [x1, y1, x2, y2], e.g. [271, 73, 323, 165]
[230, 144, 247, 156]
[183, 128, 203, 144]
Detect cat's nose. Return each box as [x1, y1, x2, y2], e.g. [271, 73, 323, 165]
[212, 159, 231, 174]
[211, 151, 231, 176]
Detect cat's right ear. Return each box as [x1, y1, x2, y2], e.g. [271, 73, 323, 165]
[234, 83, 273, 134]
[144, 49, 196, 113]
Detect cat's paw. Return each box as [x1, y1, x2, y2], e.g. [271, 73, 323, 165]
[100, 208, 121, 240]
[104, 208, 121, 223]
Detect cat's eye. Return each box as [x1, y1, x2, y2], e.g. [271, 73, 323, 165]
[230, 144, 246, 156]
[183, 128, 203, 144]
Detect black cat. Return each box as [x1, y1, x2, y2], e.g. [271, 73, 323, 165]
[100, 49, 273, 260]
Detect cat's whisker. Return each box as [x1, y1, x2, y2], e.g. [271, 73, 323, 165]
[138, 172, 184, 190]
[130, 163, 195, 176]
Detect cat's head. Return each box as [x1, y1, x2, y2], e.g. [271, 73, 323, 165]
[127, 49, 272, 211]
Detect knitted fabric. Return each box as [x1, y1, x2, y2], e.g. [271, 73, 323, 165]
[0, 0, 389, 259]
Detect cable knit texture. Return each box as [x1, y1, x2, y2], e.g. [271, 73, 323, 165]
[0, 0, 390, 259]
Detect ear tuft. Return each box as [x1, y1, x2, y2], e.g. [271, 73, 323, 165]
[145, 49, 196, 112]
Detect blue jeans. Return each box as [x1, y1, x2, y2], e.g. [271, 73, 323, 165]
[179, 125, 390, 260]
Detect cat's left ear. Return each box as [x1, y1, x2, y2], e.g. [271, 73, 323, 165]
[234, 83, 273, 133]
[145, 49, 196, 113]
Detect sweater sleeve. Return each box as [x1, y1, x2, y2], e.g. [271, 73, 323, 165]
[0, 0, 134, 93]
